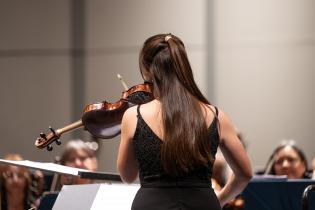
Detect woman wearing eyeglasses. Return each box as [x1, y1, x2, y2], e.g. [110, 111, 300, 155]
[264, 141, 312, 179]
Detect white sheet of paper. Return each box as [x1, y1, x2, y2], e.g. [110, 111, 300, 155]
[0, 159, 89, 176]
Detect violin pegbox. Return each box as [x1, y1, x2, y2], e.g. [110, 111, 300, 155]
[35, 126, 61, 151]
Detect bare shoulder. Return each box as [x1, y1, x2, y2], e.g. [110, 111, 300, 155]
[202, 105, 236, 140]
[215, 108, 232, 127]
[203, 104, 218, 119]
[121, 105, 138, 137]
[123, 105, 138, 120]
[203, 104, 228, 123]
[136, 100, 159, 117]
[215, 108, 239, 144]
[206, 104, 218, 116]
[205, 104, 226, 119]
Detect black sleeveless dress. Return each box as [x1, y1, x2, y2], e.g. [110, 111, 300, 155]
[131, 105, 221, 210]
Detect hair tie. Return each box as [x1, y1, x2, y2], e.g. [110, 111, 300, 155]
[165, 34, 172, 42]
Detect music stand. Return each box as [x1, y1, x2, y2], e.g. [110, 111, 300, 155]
[0, 159, 125, 210]
[242, 176, 315, 210]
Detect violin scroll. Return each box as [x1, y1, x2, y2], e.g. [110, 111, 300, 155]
[35, 120, 83, 150]
[35, 127, 61, 151]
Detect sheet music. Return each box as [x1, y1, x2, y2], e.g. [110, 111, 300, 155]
[252, 174, 288, 181]
[0, 159, 88, 176]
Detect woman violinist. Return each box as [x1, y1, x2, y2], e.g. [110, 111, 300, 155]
[117, 33, 252, 210]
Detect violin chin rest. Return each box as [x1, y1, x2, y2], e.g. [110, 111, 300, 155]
[82, 108, 125, 139]
[85, 123, 121, 139]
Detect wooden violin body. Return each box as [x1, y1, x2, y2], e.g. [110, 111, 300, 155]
[35, 83, 153, 150]
[82, 83, 153, 139]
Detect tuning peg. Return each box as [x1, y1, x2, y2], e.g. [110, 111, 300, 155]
[49, 126, 56, 135]
[55, 139, 61, 145]
[47, 145, 53, 151]
[40, 133, 47, 140]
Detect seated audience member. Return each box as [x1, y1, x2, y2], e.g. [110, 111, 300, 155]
[58, 139, 98, 186]
[263, 140, 312, 179]
[0, 154, 43, 210]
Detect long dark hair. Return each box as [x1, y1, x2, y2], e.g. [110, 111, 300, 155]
[139, 33, 213, 176]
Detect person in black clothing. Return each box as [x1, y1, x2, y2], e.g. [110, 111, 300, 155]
[117, 33, 252, 210]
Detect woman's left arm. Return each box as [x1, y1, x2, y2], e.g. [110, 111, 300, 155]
[117, 106, 139, 183]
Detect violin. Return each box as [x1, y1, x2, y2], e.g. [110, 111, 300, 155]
[35, 74, 154, 151]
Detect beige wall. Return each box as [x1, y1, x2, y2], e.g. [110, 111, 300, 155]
[0, 0, 72, 160]
[0, 0, 314, 174]
[214, 0, 315, 169]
